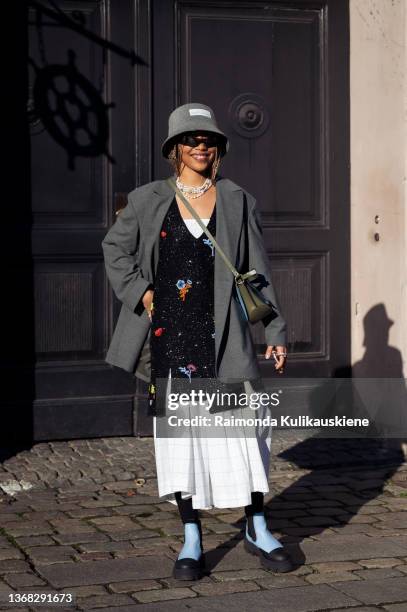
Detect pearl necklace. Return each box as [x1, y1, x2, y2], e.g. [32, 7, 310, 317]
[176, 176, 212, 199]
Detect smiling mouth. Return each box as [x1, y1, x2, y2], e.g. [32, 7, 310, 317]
[192, 154, 209, 160]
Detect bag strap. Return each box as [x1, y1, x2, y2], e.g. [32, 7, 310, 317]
[166, 177, 257, 283]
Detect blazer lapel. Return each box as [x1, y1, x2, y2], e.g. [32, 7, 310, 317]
[151, 176, 244, 373]
[213, 178, 243, 373]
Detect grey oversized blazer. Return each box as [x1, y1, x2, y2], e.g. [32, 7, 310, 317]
[101, 176, 287, 384]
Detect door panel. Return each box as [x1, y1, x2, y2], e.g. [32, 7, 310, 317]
[29, 0, 150, 440]
[154, 0, 349, 380]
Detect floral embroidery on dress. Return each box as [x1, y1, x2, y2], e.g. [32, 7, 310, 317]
[176, 278, 193, 301]
[160, 230, 167, 238]
[154, 327, 166, 337]
[203, 237, 214, 256]
[178, 363, 197, 382]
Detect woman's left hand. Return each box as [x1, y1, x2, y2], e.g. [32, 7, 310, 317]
[265, 345, 287, 374]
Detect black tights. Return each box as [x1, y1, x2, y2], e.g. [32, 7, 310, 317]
[244, 491, 264, 517]
[174, 491, 200, 524]
[174, 491, 264, 523]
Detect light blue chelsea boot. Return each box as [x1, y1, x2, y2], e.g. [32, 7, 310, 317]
[173, 520, 205, 580]
[244, 512, 293, 572]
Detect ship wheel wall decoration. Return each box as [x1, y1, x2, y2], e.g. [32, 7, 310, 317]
[30, 49, 115, 170]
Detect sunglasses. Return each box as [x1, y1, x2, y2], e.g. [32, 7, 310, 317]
[179, 134, 221, 148]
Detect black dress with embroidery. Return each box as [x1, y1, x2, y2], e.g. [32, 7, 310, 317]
[147, 196, 216, 416]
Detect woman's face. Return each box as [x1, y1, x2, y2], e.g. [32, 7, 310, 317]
[177, 131, 218, 174]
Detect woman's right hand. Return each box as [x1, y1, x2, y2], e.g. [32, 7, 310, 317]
[142, 288, 154, 321]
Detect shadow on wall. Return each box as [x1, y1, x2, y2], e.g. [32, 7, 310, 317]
[354, 303, 402, 378]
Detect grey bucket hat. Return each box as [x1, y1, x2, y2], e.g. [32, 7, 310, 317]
[161, 102, 229, 159]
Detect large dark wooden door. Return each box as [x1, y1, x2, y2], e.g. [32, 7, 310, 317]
[23, 0, 349, 441]
[28, 0, 150, 440]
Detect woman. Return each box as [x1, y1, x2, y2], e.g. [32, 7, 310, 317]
[102, 102, 291, 580]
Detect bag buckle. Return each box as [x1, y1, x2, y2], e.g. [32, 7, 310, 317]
[235, 269, 257, 284]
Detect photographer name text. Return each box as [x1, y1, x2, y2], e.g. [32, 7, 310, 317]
[167, 415, 370, 428]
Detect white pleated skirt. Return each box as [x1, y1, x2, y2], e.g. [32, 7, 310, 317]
[153, 369, 272, 510]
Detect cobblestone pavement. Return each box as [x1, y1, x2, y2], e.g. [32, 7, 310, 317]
[0, 432, 406, 611]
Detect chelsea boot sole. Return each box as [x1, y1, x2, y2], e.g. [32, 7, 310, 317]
[244, 538, 293, 573]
